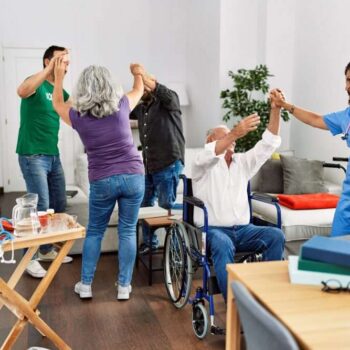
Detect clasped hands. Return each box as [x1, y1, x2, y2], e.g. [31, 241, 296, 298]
[130, 63, 156, 92]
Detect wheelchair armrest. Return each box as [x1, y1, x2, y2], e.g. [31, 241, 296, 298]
[251, 192, 282, 229]
[251, 192, 279, 204]
[323, 162, 347, 174]
[183, 195, 205, 209]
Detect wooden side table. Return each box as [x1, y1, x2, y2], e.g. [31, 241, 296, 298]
[137, 216, 174, 285]
[0, 221, 85, 350]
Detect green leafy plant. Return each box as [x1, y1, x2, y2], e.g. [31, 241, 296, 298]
[220, 64, 290, 152]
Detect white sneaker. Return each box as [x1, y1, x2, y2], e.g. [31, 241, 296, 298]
[74, 281, 92, 299]
[36, 250, 73, 264]
[27, 347, 51, 350]
[26, 260, 47, 278]
[116, 283, 132, 300]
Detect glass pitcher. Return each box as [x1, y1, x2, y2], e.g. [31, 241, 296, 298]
[12, 193, 41, 237]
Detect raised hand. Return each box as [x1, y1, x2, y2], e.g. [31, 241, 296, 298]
[143, 72, 156, 92]
[46, 51, 66, 75]
[54, 56, 67, 81]
[233, 113, 261, 139]
[269, 88, 285, 109]
[130, 63, 145, 77]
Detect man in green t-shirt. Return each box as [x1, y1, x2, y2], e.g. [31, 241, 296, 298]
[16, 45, 73, 278]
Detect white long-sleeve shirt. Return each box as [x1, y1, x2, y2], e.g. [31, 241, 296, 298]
[192, 130, 281, 227]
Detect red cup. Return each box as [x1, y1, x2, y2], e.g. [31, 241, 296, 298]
[38, 211, 48, 228]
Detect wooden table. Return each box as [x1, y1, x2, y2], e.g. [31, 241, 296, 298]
[0, 223, 85, 350]
[226, 261, 350, 350]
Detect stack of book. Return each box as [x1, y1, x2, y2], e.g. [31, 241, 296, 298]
[288, 235, 350, 286]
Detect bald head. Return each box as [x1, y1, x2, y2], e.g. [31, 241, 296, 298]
[206, 125, 230, 143]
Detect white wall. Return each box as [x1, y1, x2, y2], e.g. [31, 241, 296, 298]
[0, 0, 188, 90]
[290, 0, 350, 183]
[184, 0, 221, 147]
[265, 0, 296, 151]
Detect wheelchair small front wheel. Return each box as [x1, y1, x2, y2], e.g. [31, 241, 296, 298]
[192, 302, 209, 339]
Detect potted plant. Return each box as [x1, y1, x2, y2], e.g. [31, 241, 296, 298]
[220, 64, 290, 152]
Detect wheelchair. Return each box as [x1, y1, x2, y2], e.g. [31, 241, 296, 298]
[163, 175, 268, 339]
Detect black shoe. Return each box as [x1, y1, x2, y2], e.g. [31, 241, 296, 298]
[139, 243, 158, 255]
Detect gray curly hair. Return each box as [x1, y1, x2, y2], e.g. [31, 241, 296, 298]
[72, 65, 123, 118]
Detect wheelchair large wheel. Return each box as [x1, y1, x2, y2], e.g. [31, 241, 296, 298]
[164, 220, 193, 309]
[192, 302, 209, 339]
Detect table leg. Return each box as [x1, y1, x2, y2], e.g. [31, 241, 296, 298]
[226, 278, 241, 350]
[0, 246, 38, 312]
[0, 240, 75, 349]
[148, 227, 153, 286]
[0, 278, 71, 350]
[30, 240, 74, 307]
[1, 318, 27, 350]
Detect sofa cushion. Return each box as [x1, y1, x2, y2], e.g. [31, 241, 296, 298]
[280, 155, 328, 194]
[257, 159, 284, 194]
[252, 198, 334, 241]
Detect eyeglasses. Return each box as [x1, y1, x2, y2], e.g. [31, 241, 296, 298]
[321, 279, 350, 293]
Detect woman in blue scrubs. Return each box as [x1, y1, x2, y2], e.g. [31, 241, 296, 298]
[272, 62, 350, 236]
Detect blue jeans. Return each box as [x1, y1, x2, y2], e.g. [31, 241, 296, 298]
[141, 160, 183, 247]
[207, 224, 285, 301]
[18, 155, 66, 254]
[81, 174, 144, 286]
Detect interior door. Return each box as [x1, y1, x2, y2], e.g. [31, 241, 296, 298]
[1, 47, 75, 192]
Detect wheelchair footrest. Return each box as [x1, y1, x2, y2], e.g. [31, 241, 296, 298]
[210, 325, 226, 336]
[208, 276, 221, 295]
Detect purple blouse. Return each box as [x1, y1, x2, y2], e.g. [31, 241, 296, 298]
[69, 95, 144, 182]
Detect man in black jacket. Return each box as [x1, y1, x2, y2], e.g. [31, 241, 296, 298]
[131, 72, 185, 253]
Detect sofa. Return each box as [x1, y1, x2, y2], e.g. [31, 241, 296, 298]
[250, 154, 343, 256]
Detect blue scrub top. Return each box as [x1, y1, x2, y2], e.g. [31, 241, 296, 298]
[323, 107, 350, 236]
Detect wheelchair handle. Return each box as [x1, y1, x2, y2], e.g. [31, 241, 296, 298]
[183, 195, 205, 209]
[323, 162, 347, 174]
[332, 157, 348, 162]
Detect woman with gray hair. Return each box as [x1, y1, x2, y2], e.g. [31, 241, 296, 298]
[53, 61, 145, 300]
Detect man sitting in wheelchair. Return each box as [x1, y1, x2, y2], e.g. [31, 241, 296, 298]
[192, 89, 285, 301]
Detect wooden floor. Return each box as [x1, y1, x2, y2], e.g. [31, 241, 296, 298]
[0, 193, 226, 350]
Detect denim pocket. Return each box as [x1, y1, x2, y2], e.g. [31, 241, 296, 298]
[90, 177, 111, 200]
[123, 174, 145, 197]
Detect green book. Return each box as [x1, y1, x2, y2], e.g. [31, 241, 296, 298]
[298, 257, 350, 276]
